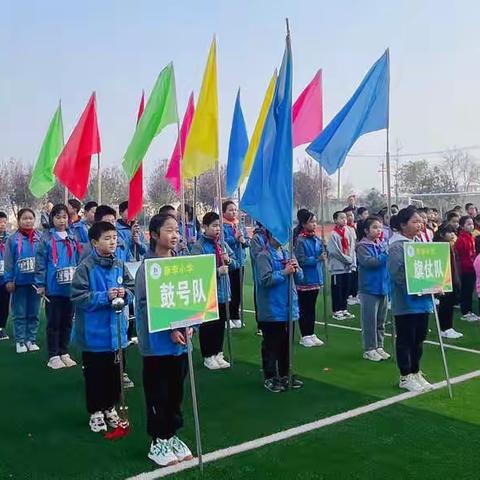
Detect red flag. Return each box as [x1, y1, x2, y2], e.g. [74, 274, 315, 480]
[127, 91, 146, 221]
[54, 93, 101, 199]
[292, 70, 323, 147]
[166, 92, 195, 193]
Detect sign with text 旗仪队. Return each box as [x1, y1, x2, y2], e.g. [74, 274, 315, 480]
[145, 254, 219, 332]
[404, 242, 452, 295]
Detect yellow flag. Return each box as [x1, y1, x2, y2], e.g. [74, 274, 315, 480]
[182, 38, 218, 179]
[239, 70, 277, 184]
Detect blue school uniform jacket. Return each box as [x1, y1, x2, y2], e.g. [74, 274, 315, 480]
[255, 244, 303, 323]
[356, 237, 389, 296]
[34, 229, 80, 297]
[71, 250, 133, 352]
[0, 233, 9, 286]
[70, 218, 89, 245]
[4, 230, 41, 286]
[116, 220, 147, 260]
[294, 234, 324, 288]
[135, 251, 188, 357]
[191, 235, 238, 304]
[223, 222, 250, 268]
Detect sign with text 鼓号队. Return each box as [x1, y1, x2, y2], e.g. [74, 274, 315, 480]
[404, 242, 452, 295]
[145, 254, 219, 332]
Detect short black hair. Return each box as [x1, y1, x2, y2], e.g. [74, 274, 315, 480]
[0, 211, 7, 220]
[446, 211, 460, 222]
[159, 204, 175, 214]
[434, 223, 457, 241]
[17, 208, 35, 221]
[417, 207, 428, 214]
[397, 207, 418, 232]
[454, 205, 462, 211]
[459, 215, 472, 228]
[119, 201, 128, 214]
[68, 199, 82, 213]
[222, 200, 236, 213]
[357, 207, 368, 216]
[465, 203, 474, 210]
[88, 221, 116, 241]
[84, 201, 98, 212]
[391, 204, 399, 210]
[49, 204, 68, 227]
[342, 206, 355, 213]
[94, 205, 117, 222]
[203, 211, 219, 226]
[333, 211, 345, 221]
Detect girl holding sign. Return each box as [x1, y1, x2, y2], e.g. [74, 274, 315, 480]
[388, 207, 434, 392]
[4, 208, 42, 354]
[135, 213, 193, 467]
[35, 204, 80, 369]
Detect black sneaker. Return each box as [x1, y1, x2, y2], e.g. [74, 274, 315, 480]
[264, 377, 283, 393]
[280, 375, 304, 390]
[0, 329, 9, 341]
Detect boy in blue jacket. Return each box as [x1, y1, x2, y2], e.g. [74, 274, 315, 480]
[35, 204, 80, 369]
[191, 212, 238, 370]
[68, 199, 88, 244]
[0, 211, 10, 340]
[117, 201, 147, 261]
[71, 221, 133, 433]
[255, 231, 304, 393]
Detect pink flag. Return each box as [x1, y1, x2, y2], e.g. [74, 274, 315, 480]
[292, 69, 323, 148]
[166, 92, 195, 193]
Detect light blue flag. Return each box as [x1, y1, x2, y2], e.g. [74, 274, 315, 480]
[306, 50, 389, 175]
[240, 35, 293, 245]
[226, 89, 249, 197]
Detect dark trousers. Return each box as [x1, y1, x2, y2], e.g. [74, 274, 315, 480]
[259, 321, 293, 379]
[127, 303, 136, 339]
[82, 351, 121, 414]
[331, 273, 349, 312]
[143, 353, 188, 440]
[438, 291, 457, 331]
[0, 283, 10, 329]
[349, 270, 358, 298]
[460, 272, 475, 315]
[298, 289, 319, 337]
[394, 314, 429, 376]
[199, 303, 226, 357]
[229, 268, 242, 320]
[45, 296, 73, 358]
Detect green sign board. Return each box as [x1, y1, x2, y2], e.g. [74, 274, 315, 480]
[145, 254, 219, 332]
[404, 242, 452, 295]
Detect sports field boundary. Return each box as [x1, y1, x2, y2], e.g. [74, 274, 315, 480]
[125, 369, 480, 480]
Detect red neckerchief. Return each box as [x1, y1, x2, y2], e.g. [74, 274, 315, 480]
[347, 220, 355, 228]
[300, 229, 316, 238]
[17, 228, 37, 255]
[334, 225, 349, 254]
[210, 234, 223, 267]
[51, 233, 74, 267]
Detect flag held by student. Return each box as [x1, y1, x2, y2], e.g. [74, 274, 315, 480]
[182, 38, 218, 180]
[226, 89, 249, 197]
[54, 93, 101, 199]
[127, 91, 146, 221]
[306, 50, 389, 175]
[29, 102, 64, 198]
[165, 92, 195, 193]
[123, 63, 178, 180]
[240, 34, 293, 245]
[292, 69, 323, 147]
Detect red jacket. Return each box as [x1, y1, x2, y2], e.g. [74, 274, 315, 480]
[455, 230, 476, 273]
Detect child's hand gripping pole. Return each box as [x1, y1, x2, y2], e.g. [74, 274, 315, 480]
[105, 296, 131, 440]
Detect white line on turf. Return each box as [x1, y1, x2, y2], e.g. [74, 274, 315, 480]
[126, 369, 480, 480]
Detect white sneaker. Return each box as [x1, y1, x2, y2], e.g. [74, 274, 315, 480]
[47, 355, 65, 369]
[347, 296, 356, 306]
[363, 349, 383, 362]
[215, 352, 231, 369]
[333, 311, 346, 321]
[434, 298, 440, 306]
[168, 435, 193, 462]
[461, 312, 480, 322]
[89, 411, 107, 433]
[60, 354, 77, 367]
[441, 328, 462, 339]
[148, 438, 178, 466]
[16, 342, 28, 354]
[104, 407, 121, 428]
[342, 311, 355, 319]
[123, 372, 135, 389]
[229, 319, 242, 329]
[450, 329, 463, 338]
[310, 334, 324, 346]
[399, 374, 423, 392]
[414, 372, 434, 391]
[130, 336, 139, 344]
[376, 348, 391, 360]
[299, 336, 315, 347]
[26, 341, 40, 352]
[203, 356, 221, 370]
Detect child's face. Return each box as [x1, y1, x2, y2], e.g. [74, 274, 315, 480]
[427, 210, 435, 221]
[468, 206, 477, 217]
[346, 211, 354, 224]
[449, 216, 460, 230]
[367, 220, 382, 240]
[85, 207, 97, 224]
[224, 203, 238, 221]
[303, 217, 317, 232]
[53, 211, 69, 231]
[361, 210, 369, 220]
[0, 218, 7, 233]
[93, 230, 117, 256]
[444, 232, 455, 242]
[121, 209, 129, 221]
[19, 212, 35, 229]
[401, 213, 422, 238]
[463, 218, 474, 233]
[156, 218, 179, 251]
[419, 212, 427, 225]
[204, 220, 221, 238]
[335, 213, 347, 227]
[101, 214, 116, 226]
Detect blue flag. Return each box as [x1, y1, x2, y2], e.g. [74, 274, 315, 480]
[306, 50, 389, 175]
[226, 89, 249, 197]
[240, 35, 293, 245]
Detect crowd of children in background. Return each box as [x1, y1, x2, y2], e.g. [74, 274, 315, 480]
[1, 196, 479, 467]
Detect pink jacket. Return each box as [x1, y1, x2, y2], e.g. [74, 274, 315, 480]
[474, 254, 480, 296]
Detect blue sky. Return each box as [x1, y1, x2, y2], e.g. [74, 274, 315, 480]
[2, 0, 480, 193]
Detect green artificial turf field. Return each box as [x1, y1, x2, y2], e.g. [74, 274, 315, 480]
[1, 268, 480, 480]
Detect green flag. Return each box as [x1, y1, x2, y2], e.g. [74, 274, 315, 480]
[123, 63, 179, 179]
[29, 103, 64, 198]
